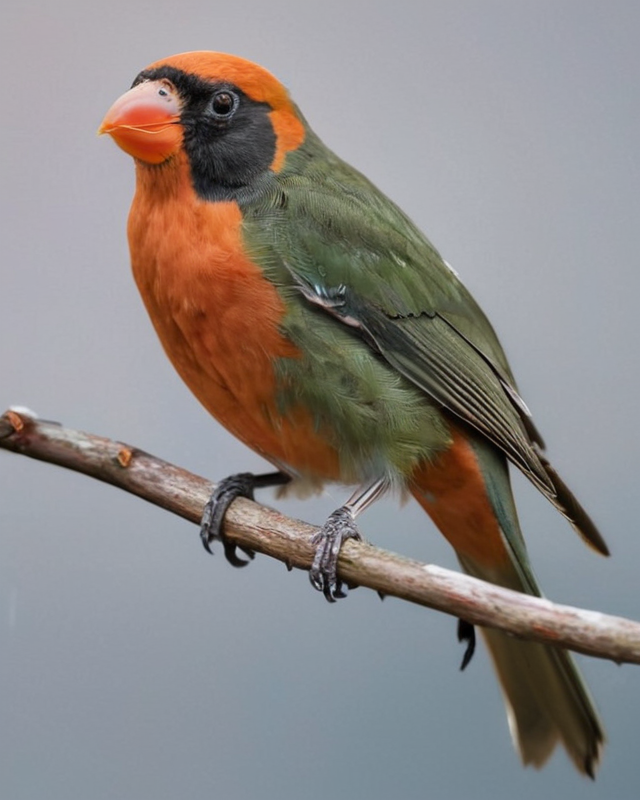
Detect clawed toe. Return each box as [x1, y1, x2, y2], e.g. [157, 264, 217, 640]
[309, 506, 361, 602]
[200, 471, 289, 567]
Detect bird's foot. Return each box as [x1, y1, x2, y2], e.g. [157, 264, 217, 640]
[200, 471, 290, 567]
[309, 506, 361, 602]
[457, 619, 476, 671]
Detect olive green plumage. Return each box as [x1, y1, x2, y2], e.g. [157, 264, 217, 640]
[242, 121, 607, 555]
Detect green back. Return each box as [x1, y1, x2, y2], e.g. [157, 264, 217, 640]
[239, 120, 550, 491]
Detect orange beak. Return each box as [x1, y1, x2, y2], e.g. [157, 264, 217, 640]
[99, 79, 183, 164]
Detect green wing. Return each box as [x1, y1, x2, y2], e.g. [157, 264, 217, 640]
[241, 128, 607, 554]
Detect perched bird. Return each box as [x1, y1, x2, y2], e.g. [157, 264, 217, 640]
[100, 51, 608, 775]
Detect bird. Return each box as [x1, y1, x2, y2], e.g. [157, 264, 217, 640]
[100, 50, 608, 776]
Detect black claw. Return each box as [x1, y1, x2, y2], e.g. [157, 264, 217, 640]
[222, 539, 255, 568]
[323, 581, 337, 603]
[309, 506, 361, 602]
[332, 583, 348, 600]
[200, 471, 289, 567]
[457, 619, 476, 671]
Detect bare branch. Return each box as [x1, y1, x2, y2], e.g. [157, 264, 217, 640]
[2, 408, 639, 664]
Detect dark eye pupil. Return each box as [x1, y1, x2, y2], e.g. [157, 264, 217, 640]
[212, 92, 234, 115]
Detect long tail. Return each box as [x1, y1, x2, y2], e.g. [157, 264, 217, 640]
[411, 427, 604, 776]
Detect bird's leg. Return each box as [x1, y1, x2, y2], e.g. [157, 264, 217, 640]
[200, 471, 291, 566]
[309, 477, 388, 603]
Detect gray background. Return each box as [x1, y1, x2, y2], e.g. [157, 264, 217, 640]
[2, 2, 639, 798]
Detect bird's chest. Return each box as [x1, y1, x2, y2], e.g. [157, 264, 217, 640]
[127, 192, 298, 443]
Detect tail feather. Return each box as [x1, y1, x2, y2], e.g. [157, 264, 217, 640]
[412, 427, 604, 775]
[459, 555, 604, 776]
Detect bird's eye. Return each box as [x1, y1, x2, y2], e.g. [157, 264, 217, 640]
[211, 91, 237, 118]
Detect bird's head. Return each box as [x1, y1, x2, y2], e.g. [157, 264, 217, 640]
[99, 51, 306, 198]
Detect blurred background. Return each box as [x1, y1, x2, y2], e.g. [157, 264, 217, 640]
[2, 2, 639, 798]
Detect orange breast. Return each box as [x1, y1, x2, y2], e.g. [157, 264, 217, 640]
[127, 156, 341, 480]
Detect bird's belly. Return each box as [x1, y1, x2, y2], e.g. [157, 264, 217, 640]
[129, 196, 343, 481]
[153, 305, 344, 482]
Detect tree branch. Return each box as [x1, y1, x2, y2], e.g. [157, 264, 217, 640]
[1, 407, 638, 664]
